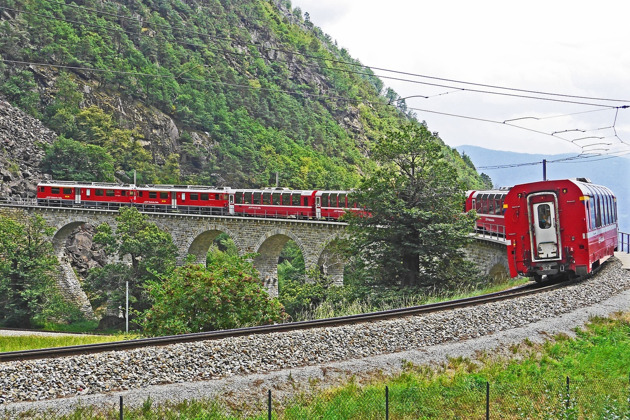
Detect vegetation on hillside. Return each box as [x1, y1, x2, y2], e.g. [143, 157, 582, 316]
[0, 0, 486, 189]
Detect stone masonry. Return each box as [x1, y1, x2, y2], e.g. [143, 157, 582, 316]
[1, 205, 347, 300]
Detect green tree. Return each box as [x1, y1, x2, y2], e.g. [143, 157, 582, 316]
[87, 207, 177, 315]
[140, 251, 286, 335]
[41, 136, 115, 181]
[0, 215, 63, 327]
[346, 123, 478, 288]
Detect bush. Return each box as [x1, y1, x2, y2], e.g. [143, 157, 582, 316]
[140, 252, 287, 336]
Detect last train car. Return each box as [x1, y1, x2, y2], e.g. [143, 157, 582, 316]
[503, 178, 617, 281]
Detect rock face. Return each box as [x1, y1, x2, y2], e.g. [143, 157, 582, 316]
[0, 99, 55, 198]
[64, 223, 107, 279]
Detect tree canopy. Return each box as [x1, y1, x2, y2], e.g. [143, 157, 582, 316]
[87, 207, 178, 315]
[0, 214, 82, 327]
[346, 123, 478, 288]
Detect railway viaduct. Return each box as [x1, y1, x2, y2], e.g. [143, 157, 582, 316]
[0, 204, 509, 315]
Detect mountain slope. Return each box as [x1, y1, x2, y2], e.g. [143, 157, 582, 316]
[0, 0, 483, 190]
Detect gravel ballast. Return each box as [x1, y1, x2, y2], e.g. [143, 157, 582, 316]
[1, 257, 629, 415]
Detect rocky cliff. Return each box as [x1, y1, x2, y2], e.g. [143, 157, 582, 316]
[0, 99, 55, 197]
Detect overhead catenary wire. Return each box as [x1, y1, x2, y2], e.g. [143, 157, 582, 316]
[1, 2, 630, 165]
[2, 4, 629, 110]
[17, 1, 630, 105]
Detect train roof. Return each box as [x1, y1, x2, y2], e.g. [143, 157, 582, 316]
[38, 181, 135, 189]
[231, 188, 315, 195]
[509, 178, 615, 198]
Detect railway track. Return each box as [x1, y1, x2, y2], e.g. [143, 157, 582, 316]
[0, 277, 575, 363]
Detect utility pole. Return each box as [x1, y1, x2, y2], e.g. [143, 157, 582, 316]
[542, 159, 547, 181]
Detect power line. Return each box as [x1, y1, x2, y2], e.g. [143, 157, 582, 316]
[3, 3, 630, 109]
[2, 3, 630, 161]
[39, 1, 630, 104]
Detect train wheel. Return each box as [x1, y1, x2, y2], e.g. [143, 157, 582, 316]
[533, 274, 544, 283]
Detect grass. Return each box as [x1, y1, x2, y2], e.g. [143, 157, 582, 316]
[295, 277, 531, 321]
[0, 333, 135, 352]
[6, 312, 629, 419]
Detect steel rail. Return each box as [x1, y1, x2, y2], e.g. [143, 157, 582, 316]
[0, 278, 574, 363]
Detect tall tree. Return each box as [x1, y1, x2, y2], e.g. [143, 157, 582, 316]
[346, 123, 477, 288]
[0, 215, 59, 327]
[87, 207, 177, 315]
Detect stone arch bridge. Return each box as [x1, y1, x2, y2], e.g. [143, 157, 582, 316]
[0, 204, 509, 314]
[0, 205, 346, 297]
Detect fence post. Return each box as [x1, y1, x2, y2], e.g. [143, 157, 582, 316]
[119, 395, 123, 420]
[268, 390, 272, 420]
[385, 386, 389, 420]
[486, 382, 490, 420]
[565, 376, 570, 411]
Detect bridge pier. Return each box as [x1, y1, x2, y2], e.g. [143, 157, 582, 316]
[463, 235, 511, 282]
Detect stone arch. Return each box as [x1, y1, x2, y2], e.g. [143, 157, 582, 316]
[316, 234, 347, 286]
[186, 225, 241, 264]
[49, 219, 102, 319]
[51, 220, 100, 256]
[253, 229, 306, 298]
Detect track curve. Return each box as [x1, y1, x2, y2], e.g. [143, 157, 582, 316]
[0, 278, 571, 363]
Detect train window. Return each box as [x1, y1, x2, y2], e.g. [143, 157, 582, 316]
[341, 194, 348, 208]
[160, 192, 168, 199]
[595, 196, 602, 228]
[272, 193, 281, 205]
[245, 192, 253, 204]
[282, 194, 290, 205]
[538, 204, 552, 229]
[39, 186, 45, 192]
[200, 193, 209, 200]
[263, 192, 271, 204]
[106, 190, 115, 197]
[137, 191, 143, 197]
[589, 198, 596, 230]
[235, 193, 242, 204]
[51, 187, 60, 194]
[121, 191, 127, 197]
[95, 189, 104, 196]
[292, 194, 301, 206]
[149, 191, 157, 199]
[253, 192, 261, 204]
[190, 193, 198, 201]
[63, 188, 73, 194]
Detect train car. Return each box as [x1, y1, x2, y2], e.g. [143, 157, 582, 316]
[503, 178, 618, 281]
[464, 189, 509, 236]
[231, 188, 316, 218]
[37, 181, 136, 208]
[133, 185, 231, 214]
[316, 190, 362, 220]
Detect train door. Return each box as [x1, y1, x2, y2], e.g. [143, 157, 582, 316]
[228, 193, 235, 215]
[529, 197, 561, 261]
[75, 188, 81, 204]
[316, 196, 322, 219]
[171, 193, 177, 210]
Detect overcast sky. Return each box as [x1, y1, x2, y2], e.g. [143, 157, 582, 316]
[290, 0, 630, 160]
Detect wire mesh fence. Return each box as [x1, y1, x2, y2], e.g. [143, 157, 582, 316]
[1, 374, 629, 419]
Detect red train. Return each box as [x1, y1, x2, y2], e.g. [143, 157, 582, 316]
[35, 181, 362, 220]
[466, 178, 618, 281]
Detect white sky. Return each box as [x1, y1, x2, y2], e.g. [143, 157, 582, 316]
[290, 0, 630, 158]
